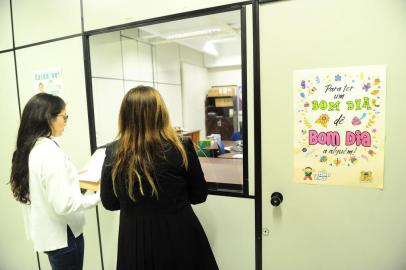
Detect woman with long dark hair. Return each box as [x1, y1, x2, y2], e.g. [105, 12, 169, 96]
[100, 86, 218, 270]
[10, 93, 100, 270]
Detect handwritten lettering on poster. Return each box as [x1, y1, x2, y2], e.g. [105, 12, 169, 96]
[293, 65, 386, 188]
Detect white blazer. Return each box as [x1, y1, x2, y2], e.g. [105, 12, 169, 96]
[23, 137, 100, 252]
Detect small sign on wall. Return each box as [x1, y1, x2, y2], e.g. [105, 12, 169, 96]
[293, 65, 386, 189]
[33, 68, 63, 97]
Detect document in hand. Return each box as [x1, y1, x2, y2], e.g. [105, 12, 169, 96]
[78, 148, 106, 184]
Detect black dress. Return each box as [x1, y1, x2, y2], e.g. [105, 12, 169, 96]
[100, 138, 219, 270]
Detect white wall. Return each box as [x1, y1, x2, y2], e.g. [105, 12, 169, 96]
[12, 0, 82, 46]
[180, 47, 210, 138]
[157, 83, 183, 127]
[98, 208, 120, 269]
[124, 80, 154, 91]
[153, 43, 184, 127]
[155, 43, 182, 84]
[90, 32, 186, 143]
[92, 78, 124, 146]
[0, 1, 13, 51]
[16, 37, 91, 167]
[122, 38, 154, 82]
[182, 62, 209, 138]
[90, 32, 123, 80]
[0, 52, 39, 270]
[90, 18, 253, 141]
[90, 32, 211, 140]
[83, 0, 246, 31]
[208, 65, 241, 87]
[179, 45, 205, 67]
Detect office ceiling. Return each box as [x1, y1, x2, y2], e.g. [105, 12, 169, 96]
[120, 10, 241, 56]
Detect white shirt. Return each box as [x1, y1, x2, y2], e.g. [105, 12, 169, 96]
[23, 137, 100, 252]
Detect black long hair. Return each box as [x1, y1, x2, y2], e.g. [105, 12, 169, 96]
[10, 93, 66, 204]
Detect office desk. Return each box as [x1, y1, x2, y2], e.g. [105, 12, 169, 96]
[203, 140, 243, 159]
[217, 152, 243, 159]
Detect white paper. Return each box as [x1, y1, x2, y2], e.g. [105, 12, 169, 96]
[78, 148, 106, 182]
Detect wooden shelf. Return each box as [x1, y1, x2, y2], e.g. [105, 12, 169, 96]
[205, 94, 238, 140]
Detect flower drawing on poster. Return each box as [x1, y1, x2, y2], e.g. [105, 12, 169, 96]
[293, 65, 386, 189]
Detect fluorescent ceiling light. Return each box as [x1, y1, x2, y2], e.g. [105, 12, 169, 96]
[164, 28, 222, 40]
[203, 41, 218, 56]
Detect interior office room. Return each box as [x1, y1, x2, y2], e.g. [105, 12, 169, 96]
[0, 0, 405, 269]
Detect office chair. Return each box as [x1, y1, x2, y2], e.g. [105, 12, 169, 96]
[231, 131, 241, 141]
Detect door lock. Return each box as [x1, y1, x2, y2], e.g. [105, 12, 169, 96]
[270, 192, 283, 207]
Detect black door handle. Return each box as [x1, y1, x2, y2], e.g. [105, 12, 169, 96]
[270, 192, 283, 207]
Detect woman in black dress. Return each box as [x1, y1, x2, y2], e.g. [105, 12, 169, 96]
[100, 85, 219, 270]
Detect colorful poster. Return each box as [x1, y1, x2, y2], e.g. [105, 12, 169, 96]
[293, 65, 386, 189]
[33, 68, 63, 97]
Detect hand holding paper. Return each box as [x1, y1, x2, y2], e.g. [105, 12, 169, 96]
[79, 148, 106, 191]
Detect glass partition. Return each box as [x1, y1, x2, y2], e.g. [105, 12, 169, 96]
[89, 9, 246, 194]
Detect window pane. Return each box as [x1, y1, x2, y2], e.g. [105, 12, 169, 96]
[89, 10, 245, 193]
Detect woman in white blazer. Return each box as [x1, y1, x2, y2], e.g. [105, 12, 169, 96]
[10, 93, 100, 270]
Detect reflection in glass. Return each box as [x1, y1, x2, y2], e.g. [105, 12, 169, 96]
[89, 10, 244, 193]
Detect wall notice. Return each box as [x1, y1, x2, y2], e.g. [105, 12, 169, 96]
[33, 68, 63, 97]
[293, 65, 386, 189]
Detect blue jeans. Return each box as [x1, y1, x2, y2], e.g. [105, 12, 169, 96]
[45, 227, 84, 270]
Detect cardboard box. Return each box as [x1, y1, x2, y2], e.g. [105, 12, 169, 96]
[215, 97, 233, 107]
[208, 88, 219, 97]
[197, 140, 212, 157]
[208, 86, 237, 97]
[224, 86, 237, 96]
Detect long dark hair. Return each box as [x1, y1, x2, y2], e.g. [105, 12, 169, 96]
[112, 86, 188, 200]
[10, 93, 66, 204]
